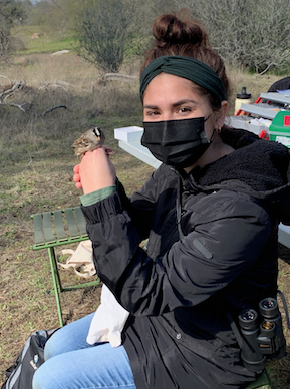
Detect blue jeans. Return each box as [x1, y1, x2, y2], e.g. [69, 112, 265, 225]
[32, 313, 136, 389]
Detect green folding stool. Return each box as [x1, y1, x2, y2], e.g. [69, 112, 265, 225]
[31, 206, 100, 327]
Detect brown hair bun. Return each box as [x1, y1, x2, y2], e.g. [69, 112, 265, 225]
[153, 12, 208, 48]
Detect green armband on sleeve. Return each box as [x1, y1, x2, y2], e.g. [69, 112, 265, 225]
[80, 185, 116, 206]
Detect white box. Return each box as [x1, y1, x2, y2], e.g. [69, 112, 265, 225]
[114, 126, 143, 142]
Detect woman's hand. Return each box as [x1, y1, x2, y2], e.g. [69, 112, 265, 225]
[73, 147, 116, 194]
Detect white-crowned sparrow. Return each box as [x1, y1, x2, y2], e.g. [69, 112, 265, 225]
[72, 127, 105, 158]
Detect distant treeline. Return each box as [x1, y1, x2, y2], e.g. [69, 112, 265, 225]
[4, 0, 290, 74]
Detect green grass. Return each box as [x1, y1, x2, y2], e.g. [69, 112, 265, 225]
[13, 25, 76, 55]
[18, 35, 75, 55]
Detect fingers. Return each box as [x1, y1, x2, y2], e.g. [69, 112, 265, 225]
[73, 172, 82, 189]
[73, 164, 80, 173]
[73, 172, 80, 182]
[73, 164, 82, 189]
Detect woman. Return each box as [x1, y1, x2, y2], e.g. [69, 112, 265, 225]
[33, 11, 290, 389]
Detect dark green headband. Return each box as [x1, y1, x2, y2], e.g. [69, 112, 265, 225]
[140, 55, 227, 102]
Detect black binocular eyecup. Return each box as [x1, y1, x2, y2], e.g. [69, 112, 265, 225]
[239, 309, 259, 331]
[259, 297, 279, 319]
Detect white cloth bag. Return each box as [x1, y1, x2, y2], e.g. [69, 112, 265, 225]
[87, 284, 129, 347]
[57, 240, 96, 278]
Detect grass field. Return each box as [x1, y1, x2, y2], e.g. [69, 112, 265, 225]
[13, 25, 75, 55]
[1, 40, 290, 387]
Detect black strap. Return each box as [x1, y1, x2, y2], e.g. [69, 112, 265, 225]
[226, 311, 246, 350]
[277, 289, 290, 329]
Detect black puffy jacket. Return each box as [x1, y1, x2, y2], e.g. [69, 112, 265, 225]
[81, 128, 290, 389]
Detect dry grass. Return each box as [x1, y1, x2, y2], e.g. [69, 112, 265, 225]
[0, 54, 290, 387]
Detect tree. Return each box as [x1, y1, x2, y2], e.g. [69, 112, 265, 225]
[74, 0, 138, 73]
[173, 0, 290, 74]
[0, 0, 26, 64]
[29, 0, 86, 34]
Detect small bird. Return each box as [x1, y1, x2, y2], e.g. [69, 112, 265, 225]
[73, 127, 105, 159]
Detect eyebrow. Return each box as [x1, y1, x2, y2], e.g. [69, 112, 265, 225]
[143, 99, 198, 109]
[172, 99, 198, 107]
[143, 104, 159, 109]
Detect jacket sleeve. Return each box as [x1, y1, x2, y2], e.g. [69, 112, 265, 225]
[81, 188, 273, 317]
[115, 163, 176, 240]
[117, 176, 156, 241]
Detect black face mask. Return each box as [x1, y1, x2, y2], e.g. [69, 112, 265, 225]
[141, 116, 212, 168]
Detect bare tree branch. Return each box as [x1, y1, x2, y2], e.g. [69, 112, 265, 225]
[0, 101, 30, 112]
[258, 63, 275, 76]
[6, 102, 26, 112]
[0, 74, 12, 83]
[179, 0, 290, 73]
[3, 92, 15, 100]
[39, 80, 91, 93]
[104, 73, 138, 81]
[0, 79, 30, 112]
[0, 81, 25, 101]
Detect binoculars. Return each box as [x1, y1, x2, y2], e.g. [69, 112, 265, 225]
[238, 297, 286, 373]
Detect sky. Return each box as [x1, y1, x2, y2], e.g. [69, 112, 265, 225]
[23, 0, 41, 4]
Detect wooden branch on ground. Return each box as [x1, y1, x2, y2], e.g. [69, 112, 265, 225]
[3, 92, 14, 101]
[40, 104, 67, 117]
[104, 73, 138, 81]
[0, 81, 26, 102]
[41, 82, 68, 92]
[8, 103, 26, 112]
[95, 73, 138, 86]
[40, 81, 90, 93]
[56, 80, 90, 92]
[0, 101, 31, 112]
[0, 75, 12, 84]
[0, 80, 30, 112]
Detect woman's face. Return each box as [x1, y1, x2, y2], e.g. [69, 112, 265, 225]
[142, 72, 219, 139]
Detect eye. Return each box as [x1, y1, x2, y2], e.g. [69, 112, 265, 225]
[144, 110, 160, 117]
[177, 107, 192, 114]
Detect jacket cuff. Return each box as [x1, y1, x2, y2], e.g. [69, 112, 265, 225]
[81, 191, 123, 224]
[80, 185, 116, 206]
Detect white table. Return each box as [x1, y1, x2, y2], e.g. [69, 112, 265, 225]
[114, 126, 290, 249]
[114, 126, 161, 169]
